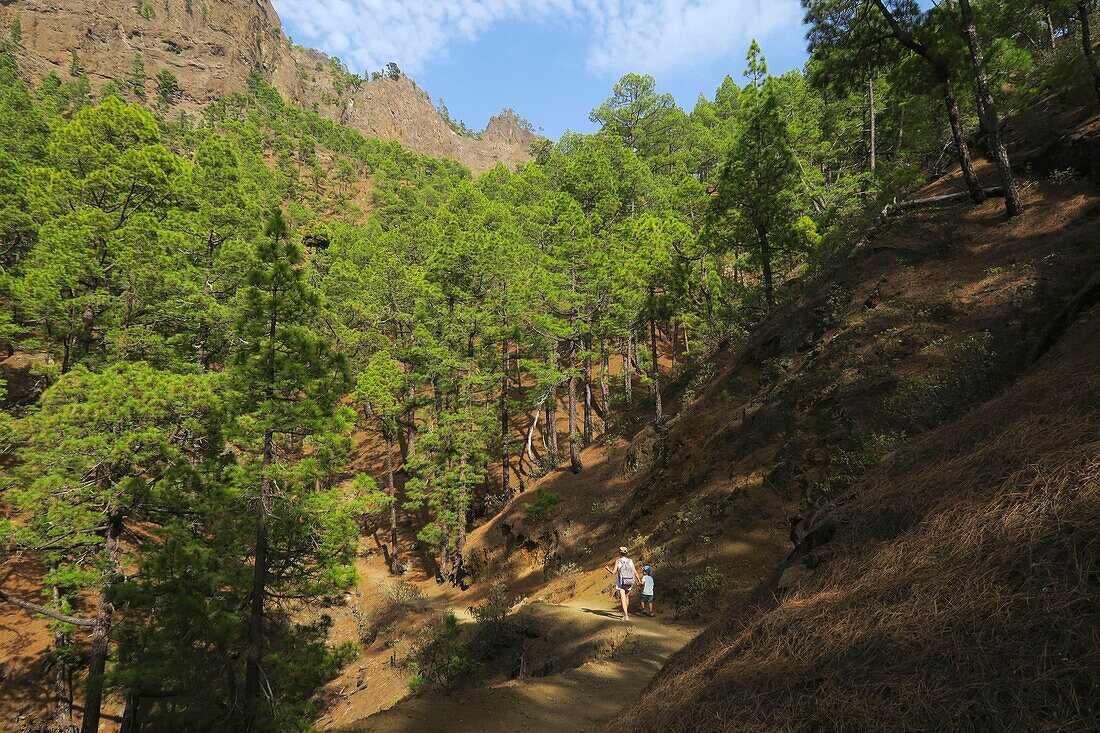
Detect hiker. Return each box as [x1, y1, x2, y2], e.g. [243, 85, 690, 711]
[605, 546, 639, 621]
[640, 565, 655, 616]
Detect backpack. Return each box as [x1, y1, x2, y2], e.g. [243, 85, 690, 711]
[617, 557, 635, 583]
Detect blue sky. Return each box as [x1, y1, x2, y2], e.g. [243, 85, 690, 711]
[271, 1, 809, 140]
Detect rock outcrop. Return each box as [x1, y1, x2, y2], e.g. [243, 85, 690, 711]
[0, 0, 538, 173]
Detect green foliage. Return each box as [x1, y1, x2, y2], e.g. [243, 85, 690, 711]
[135, 2, 156, 20]
[10, 18, 21, 43]
[155, 68, 180, 106]
[886, 333, 999, 430]
[129, 53, 146, 99]
[521, 490, 561, 525]
[680, 565, 723, 614]
[408, 612, 473, 691]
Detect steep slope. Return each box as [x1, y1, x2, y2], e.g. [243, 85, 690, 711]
[0, 0, 537, 173]
[606, 307, 1100, 733]
[588, 182, 1100, 730]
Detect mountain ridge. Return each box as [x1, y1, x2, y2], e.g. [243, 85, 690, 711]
[0, 0, 538, 173]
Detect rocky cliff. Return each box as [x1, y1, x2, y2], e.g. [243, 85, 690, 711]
[0, 0, 538, 173]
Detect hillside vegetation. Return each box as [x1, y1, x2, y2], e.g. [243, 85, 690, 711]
[0, 1, 1099, 732]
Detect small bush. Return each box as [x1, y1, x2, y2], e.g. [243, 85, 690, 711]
[408, 612, 473, 691]
[386, 581, 428, 611]
[680, 566, 723, 614]
[543, 556, 581, 580]
[886, 333, 998, 431]
[1049, 168, 1078, 184]
[521, 490, 560, 525]
[470, 581, 511, 626]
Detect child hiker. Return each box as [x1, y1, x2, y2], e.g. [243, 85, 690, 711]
[640, 565, 655, 616]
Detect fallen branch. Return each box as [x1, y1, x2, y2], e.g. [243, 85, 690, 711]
[883, 186, 1004, 216]
[0, 588, 97, 627]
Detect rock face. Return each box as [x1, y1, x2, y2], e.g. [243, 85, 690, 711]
[0, 0, 538, 174]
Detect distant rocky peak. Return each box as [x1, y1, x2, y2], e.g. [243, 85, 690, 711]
[483, 108, 540, 146]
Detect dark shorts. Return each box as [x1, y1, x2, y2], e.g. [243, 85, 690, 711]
[618, 582, 633, 593]
[641, 593, 653, 604]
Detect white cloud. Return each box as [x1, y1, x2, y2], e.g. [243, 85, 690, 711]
[270, 0, 800, 77]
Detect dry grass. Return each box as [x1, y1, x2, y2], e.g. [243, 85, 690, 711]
[604, 306, 1100, 733]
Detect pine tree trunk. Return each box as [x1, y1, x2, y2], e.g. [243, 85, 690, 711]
[542, 390, 559, 465]
[621, 337, 632, 396]
[959, 0, 1023, 217]
[48, 587, 76, 733]
[1046, 5, 1058, 49]
[386, 435, 400, 574]
[567, 371, 581, 473]
[1081, 2, 1100, 103]
[869, 77, 877, 174]
[119, 690, 140, 733]
[649, 287, 663, 422]
[80, 515, 121, 733]
[244, 427, 274, 723]
[758, 232, 775, 310]
[453, 466, 467, 586]
[942, 82, 986, 203]
[500, 334, 511, 496]
[582, 336, 593, 444]
[403, 384, 417, 462]
[599, 347, 610, 434]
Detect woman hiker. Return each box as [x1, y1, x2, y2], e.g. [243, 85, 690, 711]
[605, 546, 639, 621]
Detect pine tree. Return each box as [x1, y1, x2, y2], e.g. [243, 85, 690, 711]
[0, 364, 222, 733]
[228, 209, 354, 726]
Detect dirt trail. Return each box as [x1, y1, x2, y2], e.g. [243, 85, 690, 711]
[330, 575, 695, 733]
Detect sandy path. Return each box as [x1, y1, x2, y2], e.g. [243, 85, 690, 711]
[330, 580, 694, 733]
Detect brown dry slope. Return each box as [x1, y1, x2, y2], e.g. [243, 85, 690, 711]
[596, 190, 1100, 729]
[0, 0, 538, 173]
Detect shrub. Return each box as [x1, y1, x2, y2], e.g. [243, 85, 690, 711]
[408, 612, 473, 691]
[680, 565, 723, 614]
[361, 581, 430, 645]
[886, 333, 998, 431]
[521, 490, 560, 525]
[386, 581, 428, 611]
[155, 69, 180, 106]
